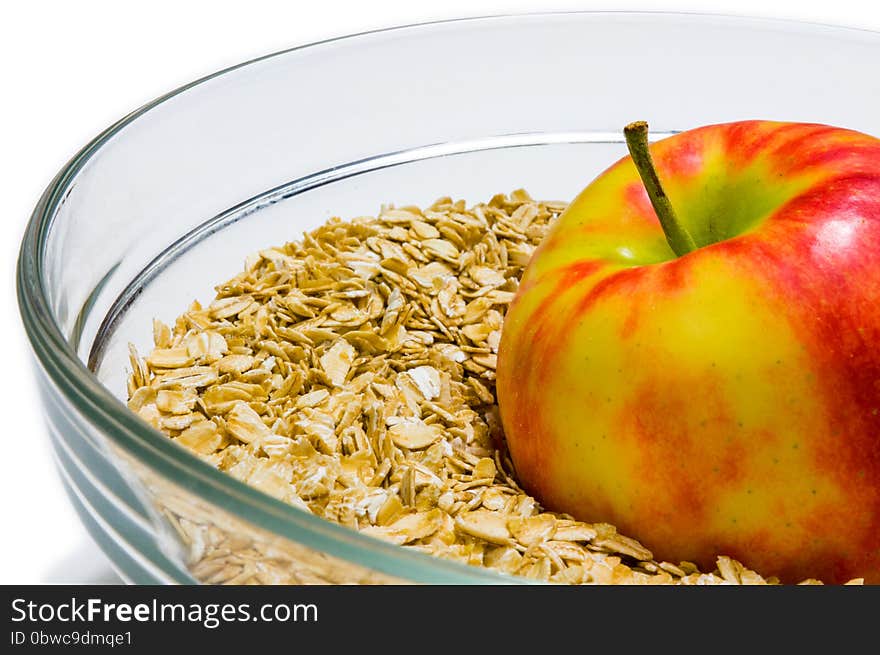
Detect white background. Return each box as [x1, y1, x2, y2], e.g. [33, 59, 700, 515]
[1, 0, 878, 584]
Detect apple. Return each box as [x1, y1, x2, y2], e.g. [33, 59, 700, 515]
[496, 120, 880, 584]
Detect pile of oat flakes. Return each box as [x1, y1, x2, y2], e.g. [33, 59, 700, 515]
[127, 190, 844, 585]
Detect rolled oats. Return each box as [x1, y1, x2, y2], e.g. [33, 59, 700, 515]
[127, 191, 853, 586]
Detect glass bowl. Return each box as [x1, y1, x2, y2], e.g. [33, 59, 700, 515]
[17, 12, 880, 584]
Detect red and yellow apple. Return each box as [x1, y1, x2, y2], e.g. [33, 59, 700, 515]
[496, 120, 880, 584]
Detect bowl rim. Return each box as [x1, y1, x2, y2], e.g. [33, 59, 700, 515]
[17, 10, 880, 584]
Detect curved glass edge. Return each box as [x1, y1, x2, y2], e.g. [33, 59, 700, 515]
[17, 11, 880, 585]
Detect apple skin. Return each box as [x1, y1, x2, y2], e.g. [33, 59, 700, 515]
[496, 121, 880, 584]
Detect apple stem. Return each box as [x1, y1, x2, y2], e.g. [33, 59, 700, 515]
[624, 121, 697, 257]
